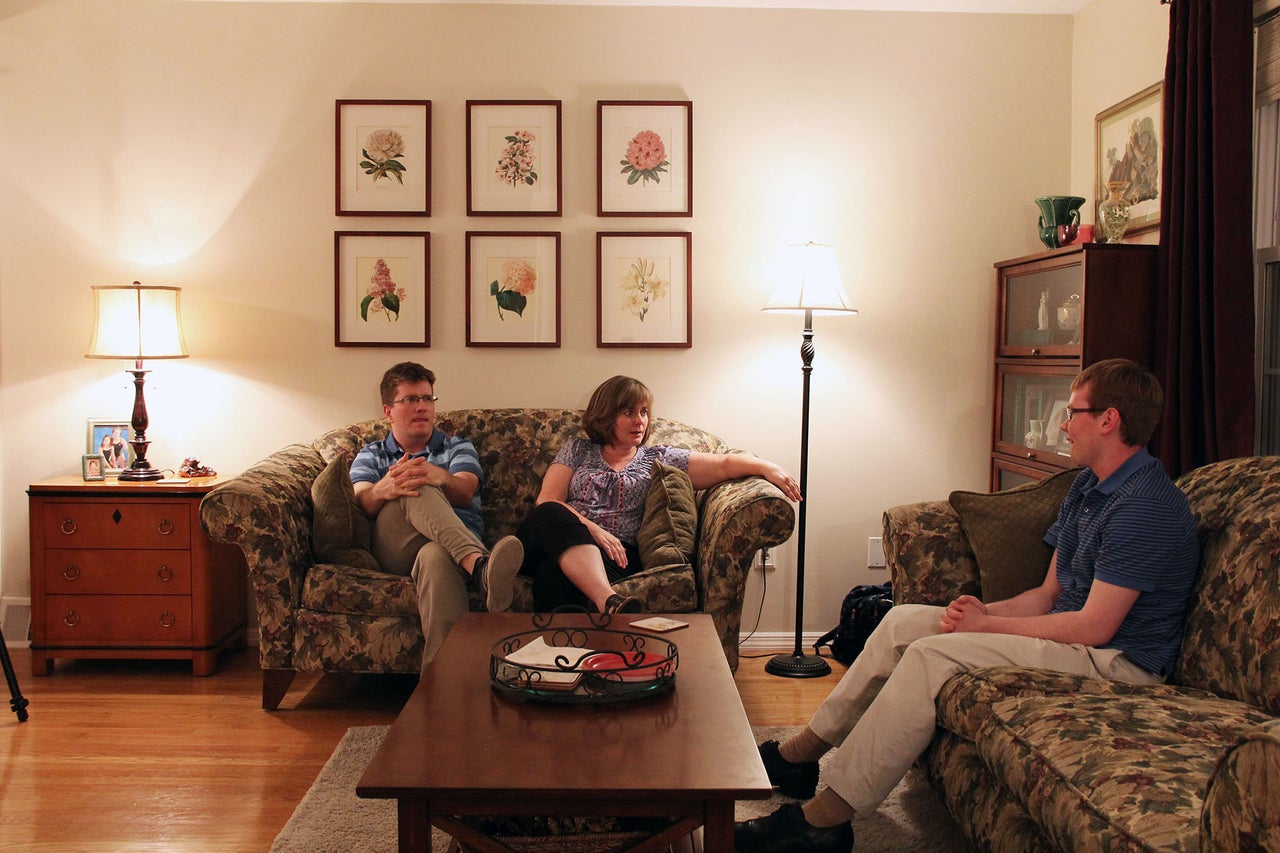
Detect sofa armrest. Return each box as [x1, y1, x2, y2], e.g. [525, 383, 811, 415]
[695, 476, 796, 669]
[199, 443, 325, 670]
[882, 499, 980, 606]
[1202, 718, 1280, 849]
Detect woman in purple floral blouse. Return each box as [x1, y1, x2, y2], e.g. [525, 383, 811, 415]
[516, 375, 800, 614]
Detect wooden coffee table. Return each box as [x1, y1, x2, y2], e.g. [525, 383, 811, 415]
[357, 612, 771, 853]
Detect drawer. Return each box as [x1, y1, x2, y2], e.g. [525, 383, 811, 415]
[43, 595, 193, 644]
[40, 500, 191, 549]
[42, 550, 192, 595]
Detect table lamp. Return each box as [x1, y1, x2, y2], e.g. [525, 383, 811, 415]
[85, 282, 189, 481]
[762, 242, 858, 678]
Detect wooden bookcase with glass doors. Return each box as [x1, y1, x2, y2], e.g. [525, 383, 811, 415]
[991, 243, 1158, 491]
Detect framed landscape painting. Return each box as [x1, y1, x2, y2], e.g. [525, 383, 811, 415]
[1095, 83, 1161, 236]
[334, 231, 430, 347]
[596, 232, 691, 348]
[465, 231, 561, 348]
[597, 101, 692, 217]
[467, 100, 562, 216]
[335, 100, 431, 216]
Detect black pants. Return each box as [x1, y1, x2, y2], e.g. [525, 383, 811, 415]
[516, 502, 641, 611]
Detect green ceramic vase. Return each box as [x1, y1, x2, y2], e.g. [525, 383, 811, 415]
[1035, 195, 1085, 249]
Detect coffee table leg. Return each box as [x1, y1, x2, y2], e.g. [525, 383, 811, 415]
[703, 801, 734, 853]
[397, 798, 430, 852]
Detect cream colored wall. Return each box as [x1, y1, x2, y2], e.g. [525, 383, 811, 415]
[0, 0, 1083, 637]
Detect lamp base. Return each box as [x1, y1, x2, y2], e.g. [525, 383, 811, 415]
[117, 464, 164, 482]
[764, 652, 832, 679]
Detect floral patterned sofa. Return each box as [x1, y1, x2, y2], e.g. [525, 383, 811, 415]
[199, 409, 795, 710]
[883, 455, 1280, 852]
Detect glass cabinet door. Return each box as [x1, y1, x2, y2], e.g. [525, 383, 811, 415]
[997, 255, 1084, 357]
[994, 363, 1076, 464]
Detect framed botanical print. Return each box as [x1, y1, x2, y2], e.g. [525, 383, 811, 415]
[597, 101, 692, 217]
[596, 232, 692, 348]
[466, 100, 562, 216]
[1095, 83, 1162, 236]
[334, 231, 430, 347]
[465, 231, 561, 348]
[335, 100, 431, 216]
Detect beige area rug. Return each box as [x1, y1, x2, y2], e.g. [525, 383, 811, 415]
[272, 725, 973, 852]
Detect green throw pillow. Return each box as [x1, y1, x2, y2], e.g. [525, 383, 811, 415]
[311, 455, 382, 573]
[637, 460, 697, 572]
[948, 468, 1080, 603]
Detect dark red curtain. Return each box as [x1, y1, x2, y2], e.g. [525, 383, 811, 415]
[1153, 0, 1255, 476]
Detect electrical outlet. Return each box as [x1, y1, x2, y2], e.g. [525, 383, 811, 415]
[757, 549, 776, 571]
[867, 536, 886, 569]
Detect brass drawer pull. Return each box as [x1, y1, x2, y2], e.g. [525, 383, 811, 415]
[63, 610, 81, 627]
[157, 519, 175, 536]
[159, 611, 176, 628]
[60, 519, 77, 535]
[62, 565, 81, 581]
[157, 565, 173, 583]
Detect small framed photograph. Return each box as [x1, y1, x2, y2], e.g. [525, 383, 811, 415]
[1095, 83, 1161, 236]
[466, 100, 562, 216]
[87, 419, 133, 475]
[335, 100, 431, 216]
[465, 231, 561, 348]
[596, 232, 692, 349]
[334, 231, 430, 347]
[598, 101, 692, 217]
[81, 454, 105, 482]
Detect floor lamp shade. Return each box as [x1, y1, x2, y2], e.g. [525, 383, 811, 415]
[763, 243, 857, 678]
[86, 283, 189, 481]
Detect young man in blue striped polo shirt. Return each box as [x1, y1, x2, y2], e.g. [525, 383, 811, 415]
[737, 358, 1200, 853]
[351, 362, 523, 673]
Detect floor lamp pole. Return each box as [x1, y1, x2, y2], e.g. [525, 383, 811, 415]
[766, 308, 832, 678]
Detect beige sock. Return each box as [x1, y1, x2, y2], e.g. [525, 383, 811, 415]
[779, 726, 832, 764]
[803, 786, 856, 828]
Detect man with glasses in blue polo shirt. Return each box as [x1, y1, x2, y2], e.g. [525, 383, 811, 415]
[351, 362, 523, 673]
[736, 358, 1201, 853]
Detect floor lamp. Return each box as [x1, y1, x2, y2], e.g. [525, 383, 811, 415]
[86, 282, 189, 481]
[762, 242, 857, 678]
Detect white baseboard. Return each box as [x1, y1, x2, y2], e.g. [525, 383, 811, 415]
[0, 596, 32, 649]
[737, 630, 827, 654]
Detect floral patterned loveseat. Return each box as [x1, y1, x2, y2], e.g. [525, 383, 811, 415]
[200, 409, 795, 709]
[882, 455, 1280, 852]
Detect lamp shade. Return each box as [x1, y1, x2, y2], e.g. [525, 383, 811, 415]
[762, 242, 858, 316]
[86, 283, 188, 361]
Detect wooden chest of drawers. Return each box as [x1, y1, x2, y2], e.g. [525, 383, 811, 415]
[28, 476, 247, 676]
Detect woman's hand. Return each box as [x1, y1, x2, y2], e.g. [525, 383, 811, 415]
[587, 522, 629, 569]
[759, 461, 802, 502]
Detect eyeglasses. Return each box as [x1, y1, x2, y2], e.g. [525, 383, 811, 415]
[391, 394, 438, 406]
[1063, 406, 1108, 421]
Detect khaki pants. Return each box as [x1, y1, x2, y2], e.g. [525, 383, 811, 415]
[371, 487, 486, 672]
[810, 603, 1162, 813]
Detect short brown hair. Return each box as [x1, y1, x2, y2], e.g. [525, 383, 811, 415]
[1072, 358, 1163, 447]
[379, 362, 436, 407]
[582, 376, 654, 444]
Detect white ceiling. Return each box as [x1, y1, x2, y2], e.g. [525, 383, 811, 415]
[203, 0, 1094, 14]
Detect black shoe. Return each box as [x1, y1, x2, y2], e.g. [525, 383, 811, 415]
[603, 593, 643, 614]
[734, 802, 853, 853]
[759, 740, 819, 799]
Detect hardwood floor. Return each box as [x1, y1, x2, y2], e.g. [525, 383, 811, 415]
[0, 644, 845, 851]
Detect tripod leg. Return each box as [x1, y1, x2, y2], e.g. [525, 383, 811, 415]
[0, 625, 29, 722]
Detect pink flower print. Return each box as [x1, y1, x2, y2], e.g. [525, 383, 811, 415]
[490, 258, 536, 319]
[495, 130, 538, 187]
[620, 130, 670, 185]
[361, 258, 407, 322]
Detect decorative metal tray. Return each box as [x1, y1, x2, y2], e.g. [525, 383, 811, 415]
[490, 611, 678, 704]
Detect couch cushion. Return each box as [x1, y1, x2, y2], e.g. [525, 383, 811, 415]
[310, 455, 381, 573]
[976, 689, 1274, 852]
[948, 468, 1078, 603]
[638, 460, 697, 573]
[301, 563, 419, 616]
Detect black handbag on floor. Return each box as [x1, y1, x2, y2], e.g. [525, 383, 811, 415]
[813, 582, 894, 665]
